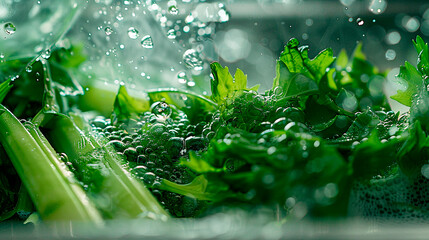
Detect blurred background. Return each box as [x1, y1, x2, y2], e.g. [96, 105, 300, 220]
[1, 0, 428, 94]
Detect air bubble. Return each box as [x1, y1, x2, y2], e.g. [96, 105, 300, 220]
[177, 71, 188, 84]
[386, 31, 401, 45]
[4, 22, 16, 35]
[41, 49, 51, 59]
[385, 49, 396, 61]
[422, 164, 429, 179]
[169, 6, 179, 15]
[357, 18, 364, 26]
[218, 9, 230, 22]
[187, 81, 196, 87]
[141, 35, 153, 48]
[127, 27, 139, 39]
[404, 17, 420, 32]
[105, 26, 113, 36]
[183, 49, 203, 71]
[368, 0, 387, 15]
[151, 102, 172, 119]
[25, 65, 33, 73]
[167, 29, 176, 39]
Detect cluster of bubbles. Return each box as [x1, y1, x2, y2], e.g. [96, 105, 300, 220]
[349, 172, 429, 223]
[81, 0, 231, 91]
[146, 1, 230, 77]
[340, 0, 429, 63]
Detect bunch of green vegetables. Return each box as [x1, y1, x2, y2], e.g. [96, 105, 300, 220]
[0, 35, 428, 228]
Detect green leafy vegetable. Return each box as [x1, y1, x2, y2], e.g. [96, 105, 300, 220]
[413, 35, 429, 76]
[2, 35, 429, 228]
[210, 62, 259, 106]
[390, 62, 423, 107]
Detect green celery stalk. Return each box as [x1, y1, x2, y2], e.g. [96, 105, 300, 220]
[24, 121, 103, 222]
[35, 112, 169, 220]
[0, 104, 103, 224]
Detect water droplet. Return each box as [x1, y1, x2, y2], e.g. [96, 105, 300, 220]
[185, 14, 194, 24]
[25, 65, 33, 73]
[313, 141, 320, 148]
[105, 26, 113, 36]
[218, 9, 230, 22]
[167, 29, 176, 39]
[183, 49, 203, 71]
[404, 17, 420, 32]
[151, 102, 172, 119]
[262, 174, 275, 185]
[285, 197, 296, 209]
[385, 32, 400, 45]
[422, 164, 429, 179]
[169, 6, 179, 15]
[368, 0, 387, 15]
[4, 22, 16, 35]
[324, 183, 338, 198]
[127, 27, 139, 39]
[385, 49, 396, 61]
[267, 146, 276, 155]
[41, 49, 51, 59]
[141, 35, 153, 48]
[177, 71, 188, 84]
[187, 81, 196, 87]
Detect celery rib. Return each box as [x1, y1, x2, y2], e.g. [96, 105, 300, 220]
[39, 112, 169, 219]
[0, 104, 103, 224]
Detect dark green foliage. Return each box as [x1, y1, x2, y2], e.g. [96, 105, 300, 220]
[0, 145, 21, 220]
[2, 36, 429, 225]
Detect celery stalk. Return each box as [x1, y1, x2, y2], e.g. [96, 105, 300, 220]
[36, 112, 169, 219]
[0, 104, 103, 224]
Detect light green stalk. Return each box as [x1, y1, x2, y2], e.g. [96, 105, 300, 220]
[0, 104, 103, 224]
[35, 112, 169, 220]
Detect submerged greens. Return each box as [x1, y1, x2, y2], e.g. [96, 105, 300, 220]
[0, 36, 428, 230]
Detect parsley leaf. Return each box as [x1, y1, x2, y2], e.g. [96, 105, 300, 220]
[413, 35, 429, 76]
[209, 62, 259, 106]
[390, 62, 423, 107]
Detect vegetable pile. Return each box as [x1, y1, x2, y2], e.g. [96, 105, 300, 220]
[0, 35, 428, 229]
